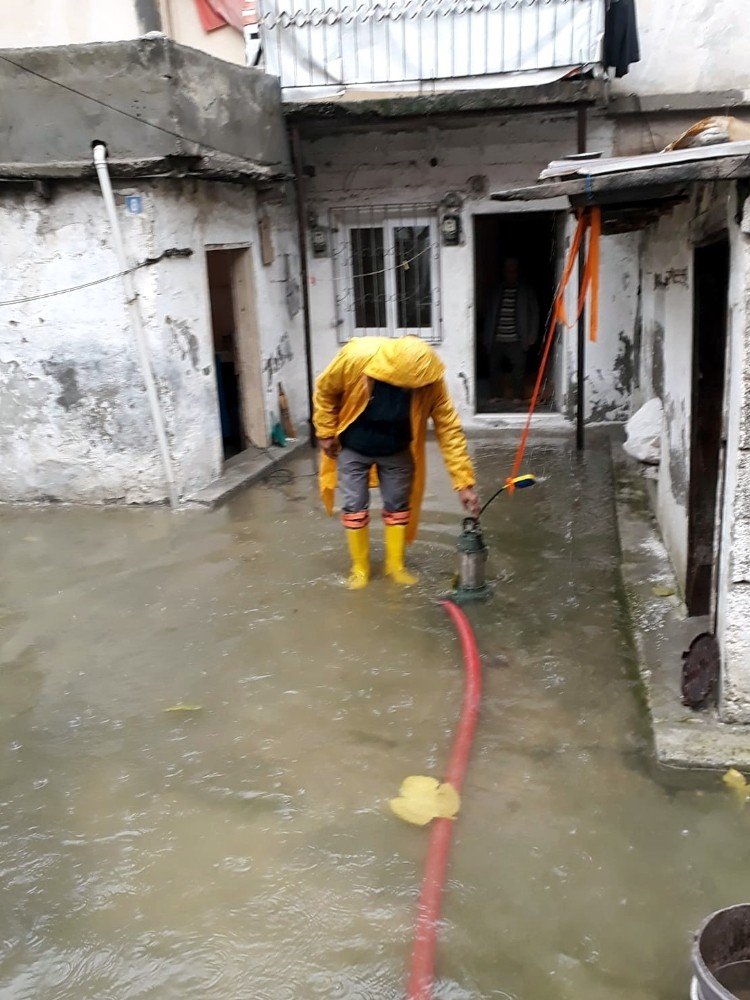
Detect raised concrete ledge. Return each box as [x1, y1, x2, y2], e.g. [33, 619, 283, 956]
[0, 37, 290, 177]
[608, 90, 749, 116]
[611, 437, 750, 770]
[184, 437, 312, 509]
[0, 154, 286, 184]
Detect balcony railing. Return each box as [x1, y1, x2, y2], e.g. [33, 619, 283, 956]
[258, 0, 604, 101]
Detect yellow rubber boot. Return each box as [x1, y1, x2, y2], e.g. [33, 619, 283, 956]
[384, 523, 418, 586]
[345, 526, 370, 590]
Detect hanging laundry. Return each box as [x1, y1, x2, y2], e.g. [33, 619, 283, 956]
[603, 0, 641, 78]
[193, 0, 250, 33]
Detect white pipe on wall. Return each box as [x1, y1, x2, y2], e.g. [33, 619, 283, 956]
[92, 142, 179, 509]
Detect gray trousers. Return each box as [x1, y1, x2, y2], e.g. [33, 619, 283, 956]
[339, 447, 413, 514]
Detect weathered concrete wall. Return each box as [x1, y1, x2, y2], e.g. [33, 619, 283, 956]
[0, 38, 288, 175]
[638, 201, 694, 587]
[635, 184, 750, 722]
[300, 110, 637, 426]
[557, 224, 639, 423]
[0, 177, 307, 504]
[611, 0, 750, 98]
[720, 196, 750, 722]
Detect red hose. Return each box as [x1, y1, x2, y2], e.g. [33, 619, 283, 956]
[407, 599, 483, 999]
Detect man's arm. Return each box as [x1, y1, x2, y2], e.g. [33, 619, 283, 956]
[313, 353, 345, 456]
[431, 380, 480, 516]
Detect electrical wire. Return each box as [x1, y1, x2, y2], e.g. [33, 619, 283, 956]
[0, 52, 285, 172]
[318, 243, 433, 283]
[0, 268, 140, 307]
[0, 247, 192, 307]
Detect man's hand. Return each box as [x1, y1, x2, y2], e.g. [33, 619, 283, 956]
[318, 437, 340, 459]
[459, 487, 481, 518]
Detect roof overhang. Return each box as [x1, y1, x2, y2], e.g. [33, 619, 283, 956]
[491, 141, 750, 232]
[284, 77, 606, 134]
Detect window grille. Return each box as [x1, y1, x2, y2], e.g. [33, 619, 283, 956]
[330, 204, 442, 345]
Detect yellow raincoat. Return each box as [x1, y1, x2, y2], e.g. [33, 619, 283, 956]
[313, 337, 476, 544]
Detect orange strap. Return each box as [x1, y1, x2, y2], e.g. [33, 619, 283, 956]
[342, 511, 370, 529]
[383, 510, 410, 526]
[506, 207, 600, 491]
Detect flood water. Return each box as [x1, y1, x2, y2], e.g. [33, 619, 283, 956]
[3, 431, 750, 1000]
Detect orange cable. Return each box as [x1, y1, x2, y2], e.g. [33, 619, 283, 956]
[506, 209, 597, 489]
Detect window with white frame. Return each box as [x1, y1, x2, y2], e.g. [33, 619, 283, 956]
[331, 206, 441, 344]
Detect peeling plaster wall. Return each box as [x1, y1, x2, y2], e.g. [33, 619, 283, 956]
[557, 224, 639, 423]
[301, 110, 636, 426]
[720, 197, 750, 722]
[638, 201, 694, 587]
[0, 178, 306, 504]
[636, 184, 750, 721]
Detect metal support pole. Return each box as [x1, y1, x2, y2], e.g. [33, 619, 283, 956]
[92, 143, 179, 508]
[576, 106, 587, 453]
[289, 124, 317, 446]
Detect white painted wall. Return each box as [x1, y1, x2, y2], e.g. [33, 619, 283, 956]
[1, 0, 245, 65]
[721, 198, 750, 722]
[611, 0, 750, 97]
[0, 178, 307, 504]
[301, 110, 637, 426]
[638, 202, 694, 586]
[2, 0, 143, 47]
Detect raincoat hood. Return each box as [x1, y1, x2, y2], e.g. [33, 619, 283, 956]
[363, 337, 445, 389]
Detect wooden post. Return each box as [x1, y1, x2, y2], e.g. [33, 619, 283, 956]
[576, 106, 587, 453]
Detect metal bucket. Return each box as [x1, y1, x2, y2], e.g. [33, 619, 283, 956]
[692, 905, 750, 999]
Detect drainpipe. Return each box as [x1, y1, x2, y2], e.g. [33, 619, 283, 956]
[92, 143, 179, 508]
[289, 124, 316, 445]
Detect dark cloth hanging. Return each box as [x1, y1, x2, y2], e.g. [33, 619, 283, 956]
[603, 0, 641, 78]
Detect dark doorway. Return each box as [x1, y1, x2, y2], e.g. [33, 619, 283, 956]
[207, 249, 245, 460]
[474, 212, 559, 414]
[686, 237, 730, 617]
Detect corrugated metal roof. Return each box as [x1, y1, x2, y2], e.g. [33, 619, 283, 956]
[539, 140, 750, 180]
[491, 141, 750, 204]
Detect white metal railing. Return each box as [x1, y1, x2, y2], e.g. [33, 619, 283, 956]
[258, 0, 604, 100]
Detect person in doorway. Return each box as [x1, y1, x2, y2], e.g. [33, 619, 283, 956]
[484, 257, 540, 403]
[313, 336, 480, 590]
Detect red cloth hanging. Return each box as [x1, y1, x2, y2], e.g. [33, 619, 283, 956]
[193, 0, 247, 32]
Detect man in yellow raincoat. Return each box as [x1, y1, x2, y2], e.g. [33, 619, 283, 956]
[313, 336, 480, 589]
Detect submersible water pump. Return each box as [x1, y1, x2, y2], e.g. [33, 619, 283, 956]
[451, 517, 490, 603]
[448, 474, 537, 604]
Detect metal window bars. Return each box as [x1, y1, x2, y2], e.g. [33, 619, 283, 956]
[330, 204, 442, 345]
[257, 0, 604, 98]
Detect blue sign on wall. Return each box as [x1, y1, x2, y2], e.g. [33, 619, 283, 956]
[124, 195, 143, 215]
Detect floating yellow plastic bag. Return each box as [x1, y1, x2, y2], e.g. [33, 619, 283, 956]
[389, 776, 461, 827]
[722, 768, 750, 804]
